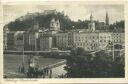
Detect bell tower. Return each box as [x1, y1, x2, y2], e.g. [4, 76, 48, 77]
[88, 13, 95, 31]
[106, 11, 109, 26]
[50, 18, 60, 31]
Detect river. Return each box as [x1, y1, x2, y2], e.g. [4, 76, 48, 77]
[4, 54, 67, 78]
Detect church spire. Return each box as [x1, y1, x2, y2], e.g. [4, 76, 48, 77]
[106, 11, 109, 26]
[90, 13, 93, 22]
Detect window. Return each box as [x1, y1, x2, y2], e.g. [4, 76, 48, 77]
[56, 23, 59, 26]
[52, 23, 54, 26]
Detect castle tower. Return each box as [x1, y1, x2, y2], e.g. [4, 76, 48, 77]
[106, 11, 109, 26]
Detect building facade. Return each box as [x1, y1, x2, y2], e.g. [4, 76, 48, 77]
[99, 32, 112, 50]
[112, 33, 125, 46]
[14, 31, 25, 51]
[71, 32, 99, 51]
[6, 31, 16, 50]
[54, 31, 124, 51]
[54, 33, 69, 50]
[40, 34, 53, 51]
[3, 26, 9, 50]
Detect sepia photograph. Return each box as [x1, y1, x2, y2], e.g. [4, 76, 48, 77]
[3, 3, 125, 78]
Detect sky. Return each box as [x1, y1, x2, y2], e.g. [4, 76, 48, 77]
[3, 4, 124, 25]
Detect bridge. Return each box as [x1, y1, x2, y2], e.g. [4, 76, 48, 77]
[40, 60, 66, 70]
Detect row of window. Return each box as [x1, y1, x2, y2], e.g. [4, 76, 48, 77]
[75, 43, 98, 46]
[113, 40, 123, 43]
[75, 36, 98, 40]
[100, 36, 111, 39]
[56, 35, 67, 38]
[99, 40, 110, 42]
[56, 34, 123, 41]
[75, 40, 98, 42]
[76, 46, 97, 51]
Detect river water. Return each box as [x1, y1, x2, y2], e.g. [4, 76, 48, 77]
[4, 54, 67, 78]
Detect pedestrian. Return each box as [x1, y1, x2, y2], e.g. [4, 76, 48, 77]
[46, 68, 48, 76]
[49, 69, 52, 78]
[42, 69, 45, 78]
[18, 65, 20, 73]
[20, 64, 25, 74]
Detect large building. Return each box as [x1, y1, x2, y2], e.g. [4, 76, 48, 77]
[54, 32, 124, 51]
[39, 17, 61, 51]
[44, 10, 57, 15]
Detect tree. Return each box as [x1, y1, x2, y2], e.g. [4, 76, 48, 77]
[109, 20, 124, 32]
[65, 48, 124, 78]
[65, 48, 94, 78]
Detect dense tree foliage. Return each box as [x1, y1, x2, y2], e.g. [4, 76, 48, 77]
[65, 48, 125, 78]
[109, 20, 124, 32]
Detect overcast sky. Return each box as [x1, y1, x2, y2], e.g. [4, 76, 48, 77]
[3, 4, 124, 25]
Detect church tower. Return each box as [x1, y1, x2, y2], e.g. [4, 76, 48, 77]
[106, 11, 109, 26]
[50, 18, 60, 31]
[90, 13, 93, 22]
[88, 13, 95, 31]
[49, 18, 60, 35]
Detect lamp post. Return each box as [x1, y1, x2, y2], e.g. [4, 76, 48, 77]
[112, 43, 115, 61]
[22, 33, 25, 66]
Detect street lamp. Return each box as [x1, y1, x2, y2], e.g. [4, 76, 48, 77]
[22, 33, 25, 67]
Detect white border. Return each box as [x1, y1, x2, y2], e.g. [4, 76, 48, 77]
[1, 0, 128, 84]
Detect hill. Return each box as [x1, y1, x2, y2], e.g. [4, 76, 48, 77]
[4, 10, 124, 32]
[5, 11, 77, 31]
